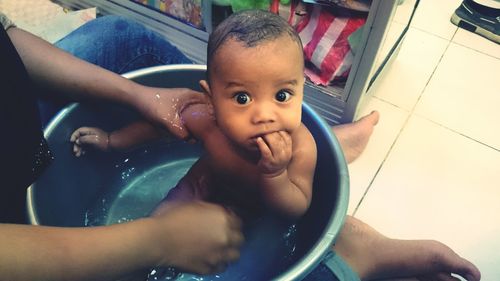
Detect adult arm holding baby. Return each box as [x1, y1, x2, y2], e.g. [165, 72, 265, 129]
[8, 25, 202, 141]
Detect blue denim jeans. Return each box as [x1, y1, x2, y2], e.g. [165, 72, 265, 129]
[304, 251, 360, 281]
[38, 15, 192, 126]
[303, 263, 339, 281]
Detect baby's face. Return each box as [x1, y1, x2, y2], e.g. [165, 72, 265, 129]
[206, 35, 304, 151]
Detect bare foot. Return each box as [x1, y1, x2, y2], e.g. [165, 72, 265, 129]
[333, 216, 481, 281]
[332, 111, 380, 164]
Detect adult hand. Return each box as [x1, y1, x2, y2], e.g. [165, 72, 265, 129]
[149, 201, 243, 275]
[133, 86, 209, 141]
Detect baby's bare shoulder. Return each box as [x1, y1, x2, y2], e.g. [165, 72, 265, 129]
[292, 123, 316, 148]
[291, 123, 317, 166]
[181, 103, 217, 140]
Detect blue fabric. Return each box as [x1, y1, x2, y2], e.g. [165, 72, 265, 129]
[38, 15, 193, 126]
[54, 15, 192, 73]
[303, 262, 340, 281]
[303, 250, 361, 281]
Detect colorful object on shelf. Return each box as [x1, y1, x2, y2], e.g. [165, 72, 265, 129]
[212, 0, 291, 14]
[271, 0, 280, 13]
[230, 0, 271, 12]
[213, 0, 232, 5]
[131, 0, 204, 29]
[302, 0, 371, 12]
[287, 1, 366, 86]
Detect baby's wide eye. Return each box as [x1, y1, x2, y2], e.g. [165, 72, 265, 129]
[275, 90, 292, 102]
[234, 92, 251, 105]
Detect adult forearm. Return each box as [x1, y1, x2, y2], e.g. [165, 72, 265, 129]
[6, 27, 141, 106]
[0, 219, 158, 281]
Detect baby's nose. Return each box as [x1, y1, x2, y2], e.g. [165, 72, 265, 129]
[251, 103, 276, 124]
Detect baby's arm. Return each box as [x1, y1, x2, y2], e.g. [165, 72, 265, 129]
[70, 121, 161, 156]
[257, 124, 317, 220]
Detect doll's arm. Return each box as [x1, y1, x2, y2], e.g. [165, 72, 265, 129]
[70, 121, 162, 156]
[257, 124, 317, 219]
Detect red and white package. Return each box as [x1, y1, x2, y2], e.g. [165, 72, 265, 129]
[287, 2, 366, 86]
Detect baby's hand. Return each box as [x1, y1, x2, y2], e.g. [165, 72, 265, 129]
[70, 127, 109, 157]
[256, 131, 292, 176]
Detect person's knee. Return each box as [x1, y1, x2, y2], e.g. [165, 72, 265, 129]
[88, 15, 147, 37]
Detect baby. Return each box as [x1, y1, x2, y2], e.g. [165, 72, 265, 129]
[71, 9, 317, 220]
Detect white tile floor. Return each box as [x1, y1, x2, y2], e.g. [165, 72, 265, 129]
[0, 0, 95, 43]
[350, 1, 500, 280]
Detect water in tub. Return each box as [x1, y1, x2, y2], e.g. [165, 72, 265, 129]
[84, 140, 298, 281]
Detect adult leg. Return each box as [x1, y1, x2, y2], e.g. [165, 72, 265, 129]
[38, 15, 192, 126]
[332, 111, 380, 164]
[332, 216, 481, 281]
[54, 15, 192, 74]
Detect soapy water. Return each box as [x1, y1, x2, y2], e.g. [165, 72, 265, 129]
[84, 144, 299, 280]
[84, 142, 196, 226]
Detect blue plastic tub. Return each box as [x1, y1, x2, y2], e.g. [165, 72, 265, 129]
[27, 65, 349, 281]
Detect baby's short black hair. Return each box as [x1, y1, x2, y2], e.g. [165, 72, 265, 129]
[207, 9, 303, 80]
